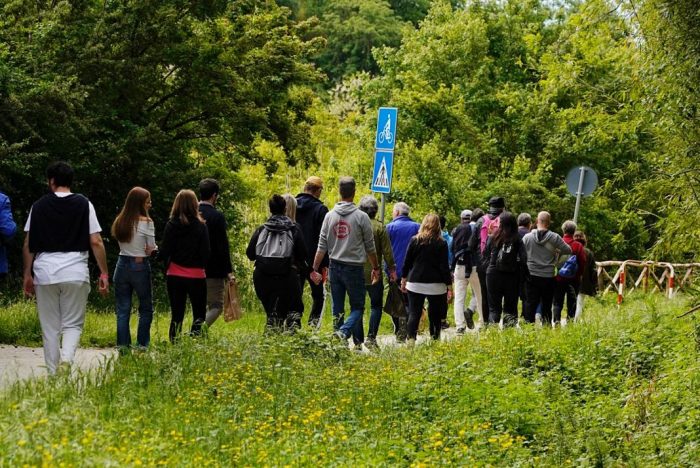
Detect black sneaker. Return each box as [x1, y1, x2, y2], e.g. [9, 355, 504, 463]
[465, 308, 475, 330]
[456, 327, 466, 335]
[441, 319, 450, 330]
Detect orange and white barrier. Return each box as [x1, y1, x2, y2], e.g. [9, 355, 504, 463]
[596, 260, 696, 304]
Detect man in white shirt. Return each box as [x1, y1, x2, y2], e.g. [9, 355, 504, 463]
[22, 162, 109, 375]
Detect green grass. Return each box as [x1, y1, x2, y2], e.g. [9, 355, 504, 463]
[1, 294, 699, 466]
[0, 287, 399, 347]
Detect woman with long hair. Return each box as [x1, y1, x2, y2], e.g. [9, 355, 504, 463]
[482, 212, 528, 327]
[282, 193, 305, 330]
[401, 213, 453, 343]
[111, 187, 157, 349]
[159, 189, 210, 342]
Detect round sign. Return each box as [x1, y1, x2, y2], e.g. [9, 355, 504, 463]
[566, 166, 598, 197]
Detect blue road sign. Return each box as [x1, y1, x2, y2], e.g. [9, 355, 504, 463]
[371, 150, 394, 194]
[375, 107, 398, 151]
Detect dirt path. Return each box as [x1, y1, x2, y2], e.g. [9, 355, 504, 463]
[0, 327, 464, 388]
[0, 345, 116, 388]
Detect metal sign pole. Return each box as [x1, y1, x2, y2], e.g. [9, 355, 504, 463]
[380, 193, 386, 224]
[573, 166, 585, 224]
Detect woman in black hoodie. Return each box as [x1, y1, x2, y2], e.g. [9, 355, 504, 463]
[160, 190, 210, 342]
[247, 195, 307, 332]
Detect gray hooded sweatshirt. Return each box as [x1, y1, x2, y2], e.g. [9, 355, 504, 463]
[522, 229, 572, 278]
[318, 202, 376, 266]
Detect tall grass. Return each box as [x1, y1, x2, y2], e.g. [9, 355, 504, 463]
[0, 295, 698, 465]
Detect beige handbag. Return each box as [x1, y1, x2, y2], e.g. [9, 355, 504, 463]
[224, 275, 243, 322]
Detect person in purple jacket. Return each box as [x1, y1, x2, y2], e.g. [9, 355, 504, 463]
[386, 202, 420, 342]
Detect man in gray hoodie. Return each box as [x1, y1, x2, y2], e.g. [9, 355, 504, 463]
[521, 211, 571, 326]
[311, 177, 380, 342]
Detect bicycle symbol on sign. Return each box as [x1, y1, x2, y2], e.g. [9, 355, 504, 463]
[377, 116, 393, 144]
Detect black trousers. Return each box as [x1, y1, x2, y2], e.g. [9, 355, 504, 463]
[486, 270, 519, 326]
[406, 291, 447, 340]
[525, 276, 556, 324]
[167, 275, 207, 341]
[553, 279, 579, 323]
[477, 265, 489, 324]
[255, 268, 301, 331]
[299, 268, 325, 328]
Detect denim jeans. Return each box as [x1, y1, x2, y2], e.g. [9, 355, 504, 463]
[114, 256, 153, 348]
[329, 261, 365, 339]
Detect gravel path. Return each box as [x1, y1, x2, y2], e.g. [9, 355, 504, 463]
[0, 345, 116, 388]
[0, 327, 465, 388]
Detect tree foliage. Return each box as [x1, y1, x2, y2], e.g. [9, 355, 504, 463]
[0, 0, 320, 232]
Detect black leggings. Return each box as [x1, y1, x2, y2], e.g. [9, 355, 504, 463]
[254, 269, 301, 331]
[486, 270, 519, 326]
[167, 275, 207, 341]
[406, 291, 447, 340]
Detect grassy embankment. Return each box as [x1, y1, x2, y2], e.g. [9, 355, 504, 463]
[0, 294, 698, 466]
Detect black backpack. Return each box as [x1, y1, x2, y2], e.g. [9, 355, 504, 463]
[495, 240, 519, 273]
[255, 226, 294, 275]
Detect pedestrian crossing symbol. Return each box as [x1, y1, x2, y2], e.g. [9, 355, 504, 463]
[371, 150, 393, 194]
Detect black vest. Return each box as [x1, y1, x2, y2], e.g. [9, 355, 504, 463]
[28, 193, 91, 253]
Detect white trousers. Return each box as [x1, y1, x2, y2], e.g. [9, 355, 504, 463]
[453, 265, 483, 328]
[35, 282, 90, 374]
[575, 293, 585, 321]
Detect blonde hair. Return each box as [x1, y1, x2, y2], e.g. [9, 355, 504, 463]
[170, 189, 204, 225]
[282, 193, 297, 221]
[415, 213, 442, 244]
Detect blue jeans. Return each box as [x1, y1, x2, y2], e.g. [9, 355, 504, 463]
[350, 281, 384, 345]
[114, 256, 153, 348]
[329, 262, 366, 339]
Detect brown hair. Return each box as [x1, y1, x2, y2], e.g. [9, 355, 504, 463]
[169, 189, 204, 225]
[415, 213, 442, 244]
[574, 230, 587, 246]
[111, 187, 151, 243]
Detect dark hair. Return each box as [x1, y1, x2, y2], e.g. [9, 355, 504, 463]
[199, 178, 220, 201]
[46, 161, 74, 188]
[338, 176, 356, 199]
[471, 208, 485, 222]
[492, 212, 518, 247]
[439, 215, 447, 230]
[269, 194, 286, 215]
[517, 212, 532, 227]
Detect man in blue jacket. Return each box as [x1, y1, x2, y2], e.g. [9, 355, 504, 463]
[0, 190, 17, 279]
[386, 202, 420, 341]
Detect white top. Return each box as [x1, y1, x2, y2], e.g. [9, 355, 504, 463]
[24, 192, 102, 286]
[118, 220, 156, 257]
[406, 282, 447, 295]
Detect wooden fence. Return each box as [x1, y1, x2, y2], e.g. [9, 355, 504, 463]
[596, 261, 700, 304]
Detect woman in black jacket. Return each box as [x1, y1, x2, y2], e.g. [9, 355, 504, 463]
[160, 190, 210, 342]
[401, 214, 453, 342]
[246, 195, 307, 333]
[482, 212, 528, 327]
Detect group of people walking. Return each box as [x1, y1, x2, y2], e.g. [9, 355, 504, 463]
[248, 178, 597, 350]
[13, 162, 233, 374]
[5, 161, 598, 374]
